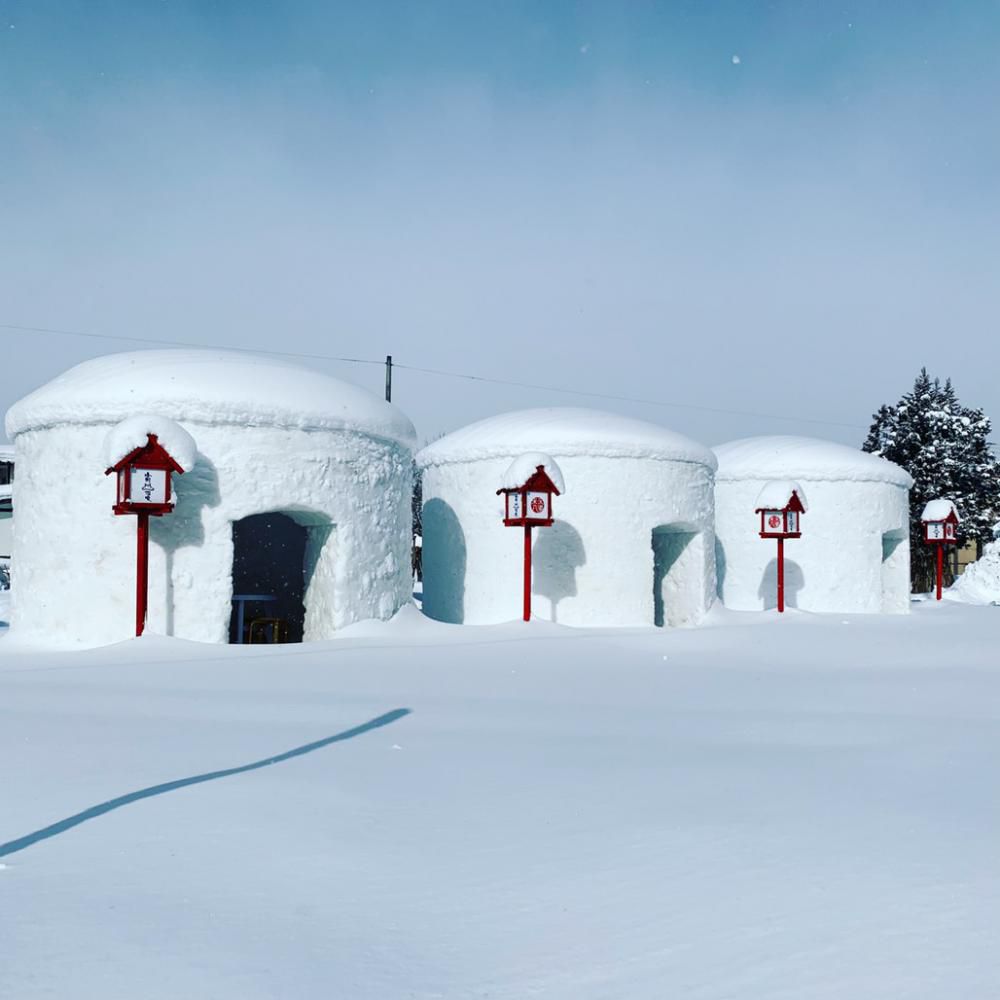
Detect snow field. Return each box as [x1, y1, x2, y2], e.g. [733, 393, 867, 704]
[1, 602, 998, 999]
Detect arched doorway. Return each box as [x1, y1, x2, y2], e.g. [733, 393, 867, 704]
[880, 529, 909, 613]
[652, 525, 701, 627]
[229, 513, 308, 643]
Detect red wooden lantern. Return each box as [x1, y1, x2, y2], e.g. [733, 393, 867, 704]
[757, 494, 805, 540]
[497, 463, 562, 621]
[921, 499, 960, 601]
[105, 433, 186, 636]
[755, 482, 807, 613]
[498, 465, 559, 528]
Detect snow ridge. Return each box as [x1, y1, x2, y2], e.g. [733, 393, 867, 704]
[6, 350, 416, 448]
[715, 435, 912, 487]
[420, 408, 717, 469]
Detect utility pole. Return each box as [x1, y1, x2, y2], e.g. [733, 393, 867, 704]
[385, 354, 392, 402]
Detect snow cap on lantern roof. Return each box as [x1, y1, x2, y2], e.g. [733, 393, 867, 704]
[754, 479, 808, 513]
[714, 435, 912, 488]
[104, 415, 198, 473]
[921, 498, 960, 523]
[418, 408, 716, 469]
[499, 453, 565, 494]
[5, 349, 416, 448]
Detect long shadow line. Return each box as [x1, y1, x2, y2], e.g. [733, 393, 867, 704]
[0, 708, 411, 859]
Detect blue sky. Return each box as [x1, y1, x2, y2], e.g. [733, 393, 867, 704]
[2, 1, 998, 445]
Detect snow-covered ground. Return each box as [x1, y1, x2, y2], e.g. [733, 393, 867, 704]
[2, 603, 998, 999]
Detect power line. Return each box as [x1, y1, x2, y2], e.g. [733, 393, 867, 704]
[393, 361, 865, 431]
[0, 323, 382, 368]
[1, 320, 865, 431]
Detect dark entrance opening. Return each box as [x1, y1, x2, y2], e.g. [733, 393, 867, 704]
[652, 526, 698, 627]
[229, 513, 307, 644]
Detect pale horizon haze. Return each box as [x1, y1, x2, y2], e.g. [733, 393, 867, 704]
[2, 1, 998, 448]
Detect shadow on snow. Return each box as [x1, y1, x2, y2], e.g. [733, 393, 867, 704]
[0, 708, 411, 859]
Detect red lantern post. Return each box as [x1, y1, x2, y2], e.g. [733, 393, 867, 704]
[497, 463, 560, 622]
[921, 499, 960, 601]
[756, 482, 807, 614]
[106, 433, 185, 636]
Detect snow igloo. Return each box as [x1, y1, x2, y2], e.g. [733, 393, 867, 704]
[417, 408, 718, 627]
[713, 436, 913, 614]
[4, 350, 415, 646]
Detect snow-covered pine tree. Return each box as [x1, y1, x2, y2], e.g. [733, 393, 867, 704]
[411, 461, 423, 581]
[863, 369, 1000, 592]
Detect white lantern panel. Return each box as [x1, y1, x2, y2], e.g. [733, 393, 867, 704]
[786, 511, 799, 533]
[507, 492, 523, 520]
[925, 521, 945, 540]
[762, 510, 783, 533]
[129, 466, 169, 505]
[526, 492, 550, 519]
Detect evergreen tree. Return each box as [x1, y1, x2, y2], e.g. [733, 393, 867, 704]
[411, 462, 423, 581]
[864, 369, 1000, 592]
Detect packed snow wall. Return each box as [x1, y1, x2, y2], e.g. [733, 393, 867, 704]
[5, 351, 415, 646]
[419, 409, 718, 628]
[714, 437, 912, 615]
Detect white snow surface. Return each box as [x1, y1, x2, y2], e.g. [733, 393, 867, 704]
[754, 479, 808, 512]
[0, 443, 13, 460]
[419, 408, 717, 468]
[103, 414, 198, 472]
[6, 349, 415, 447]
[715, 435, 912, 487]
[1, 603, 998, 999]
[921, 498, 960, 522]
[499, 452, 565, 493]
[948, 540, 1000, 605]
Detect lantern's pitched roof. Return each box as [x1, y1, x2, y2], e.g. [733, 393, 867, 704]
[714, 436, 912, 488]
[921, 498, 960, 523]
[499, 453, 566, 494]
[419, 408, 716, 469]
[5, 350, 415, 448]
[754, 480, 808, 513]
[104, 415, 197, 472]
[105, 436, 185, 476]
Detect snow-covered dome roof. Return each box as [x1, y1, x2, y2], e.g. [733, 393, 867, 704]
[714, 436, 912, 487]
[418, 408, 716, 469]
[5, 350, 415, 447]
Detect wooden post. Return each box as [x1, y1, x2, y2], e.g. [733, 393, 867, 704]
[776, 536, 785, 613]
[936, 542, 944, 601]
[136, 511, 150, 636]
[523, 523, 532, 622]
[385, 354, 392, 402]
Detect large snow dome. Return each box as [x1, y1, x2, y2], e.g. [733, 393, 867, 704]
[418, 408, 718, 627]
[4, 350, 416, 646]
[714, 436, 913, 614]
